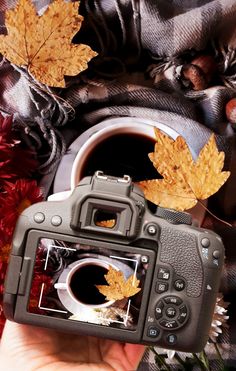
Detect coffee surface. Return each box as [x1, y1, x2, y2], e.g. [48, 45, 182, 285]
[70, 264, 108, 305]
[81, 133, 158, 182]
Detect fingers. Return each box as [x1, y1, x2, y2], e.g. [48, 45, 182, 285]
[100, 339, 146, 371]
[123, 344, 146, 370]
[1, 320, 52, 352]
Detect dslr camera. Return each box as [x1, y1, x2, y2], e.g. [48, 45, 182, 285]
[4, 171, 224, 352]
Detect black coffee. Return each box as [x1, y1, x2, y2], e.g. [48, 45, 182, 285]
[81, 133, 158, 182]
[70, 264, 108, 305]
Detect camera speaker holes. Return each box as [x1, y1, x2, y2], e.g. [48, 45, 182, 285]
[94, 210, 117, 228]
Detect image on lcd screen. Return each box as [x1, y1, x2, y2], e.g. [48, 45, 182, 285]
[28, 238, 149, 330]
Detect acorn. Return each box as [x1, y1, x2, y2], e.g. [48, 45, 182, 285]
[225, 98, 236, 125]
[182, 55, 217, 91]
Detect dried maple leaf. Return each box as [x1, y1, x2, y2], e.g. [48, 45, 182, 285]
[96, 219, 116, 228]
[96, 266, 141, 301]
[95, 219, 116, 228]
[138, 129, 230, 211]
[0, 0, 97, 87]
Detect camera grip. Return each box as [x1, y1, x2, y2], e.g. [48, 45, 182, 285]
[159, 227, 203, 297]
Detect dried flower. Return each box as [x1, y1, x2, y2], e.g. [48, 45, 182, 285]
[0, 113, 42, 335]
[0, 113, 13, 136]
[209, 293, 229, 343]
[0, 114, 37, 187]
[154, 346, 191, 363]
[0, 179, 43, 236]
[0, 260, 8, 296]
[70, 306, 133, 326]
[0, 303, 5, 337]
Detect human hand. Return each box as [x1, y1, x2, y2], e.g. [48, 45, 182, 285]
[0, 321, 145, 371]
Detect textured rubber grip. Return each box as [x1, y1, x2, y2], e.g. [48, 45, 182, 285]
[159, 227, 203, 297]
[155, 207, 192, 225]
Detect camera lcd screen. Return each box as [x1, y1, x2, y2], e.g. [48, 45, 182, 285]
[28, 238, 149, 331]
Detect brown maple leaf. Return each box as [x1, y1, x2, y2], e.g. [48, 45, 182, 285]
[96, 266, 141, 301]
[138, 128, 230, 211]
[0, 0, 97, 87]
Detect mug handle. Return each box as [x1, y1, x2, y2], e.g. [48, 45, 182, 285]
[54, 282, 67, 290]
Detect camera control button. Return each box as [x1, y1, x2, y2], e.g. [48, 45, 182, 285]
[174, 279, 185, 291]
[155, 282, 169, 294]
[141, 255, 149, 264]
[146, 224, 158, 235]
[155, 301, 164, 319]
[212, 250, 220, 259]
[164, 296, 182, 305]
[159, 319, 178, 329]
[165, 306, 177, 318]
[34, 212, 45, 223]
[177, 305, 188, 324]
[157, 267, 170, 280]
[51, 215, 62, 226]
[147, 326, 160, 338]
[201, 238, 210, 248]
[167, 334, 177, 345]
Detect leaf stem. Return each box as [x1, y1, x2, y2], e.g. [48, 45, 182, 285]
[199, 350, 211, 370]
[150, 347, 171, 370]
[198, 200, 232, 228]
[192, 353, 207, 370]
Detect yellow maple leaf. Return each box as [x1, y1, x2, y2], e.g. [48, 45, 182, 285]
[95, 219, 116, 228]
[96, 266, 141, 301]
[138, 128, 230, 211]
[0, 0, 97, 87]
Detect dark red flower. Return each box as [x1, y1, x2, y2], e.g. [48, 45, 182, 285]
[0, 140, 38, 187]
[0, 228, 11, 247]
[0, 115, 19, 156]
[0, 179, 43, 236]
[0, 161, 17, 183]
[0, 115, 38, 187]
[0, 304, 5, 337]
[0, 113, 13, 137]
[0, 116, 42, 336]
[0, 260, 8, 296]
[10, 147, 38, 178]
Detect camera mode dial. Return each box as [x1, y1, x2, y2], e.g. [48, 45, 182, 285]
[155, 207, 192, 225]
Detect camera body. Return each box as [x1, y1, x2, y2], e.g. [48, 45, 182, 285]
[4, 172, 224, 352]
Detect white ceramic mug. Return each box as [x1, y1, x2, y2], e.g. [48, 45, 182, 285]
[70, 120, 179, 189]
[49, 117, 205, 225]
